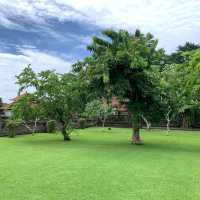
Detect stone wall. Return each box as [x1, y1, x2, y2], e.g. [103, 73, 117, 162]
[0, 121, 47, 137]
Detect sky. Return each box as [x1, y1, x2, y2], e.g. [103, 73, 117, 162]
[0, 0, 200, 102]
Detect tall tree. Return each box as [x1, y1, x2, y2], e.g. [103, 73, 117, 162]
[73, 29, 165, 144]
[16, 65, 88, 141]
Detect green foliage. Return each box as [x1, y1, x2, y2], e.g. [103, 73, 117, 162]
[74, 28, 165, 142]
[75, 29, 164, 116]
[12, 94, 44, 121]
[6, 119, 21, 138]
[84, 99, 116, 127]
[157, 47, 200, 129]
[169, 42, 200, 64]
[16, 65, 88, 140]
[47, 120, 56, 133]
[11, 94, 44, 134]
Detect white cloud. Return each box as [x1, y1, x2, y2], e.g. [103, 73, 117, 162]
[0, 0, 200, 101]
[0, 48, 72, 102]
[63, 0, 200, 51]
[0, 0, 200, 51]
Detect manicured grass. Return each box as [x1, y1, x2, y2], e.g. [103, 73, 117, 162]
[1, 128, 200, 200]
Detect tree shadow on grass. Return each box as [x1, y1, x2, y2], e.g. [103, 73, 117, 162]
[19, 134, 200, 155]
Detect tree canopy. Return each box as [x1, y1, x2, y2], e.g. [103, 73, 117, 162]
[16, 65, 88, 140]
[73, 29, 165, 143]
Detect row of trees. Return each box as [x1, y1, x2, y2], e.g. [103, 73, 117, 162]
[10, 29, 200, 144]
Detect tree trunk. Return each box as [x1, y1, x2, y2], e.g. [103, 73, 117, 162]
[102, 117, 106, 127]
[141, 115, 151, 131]
[131, 114, 143, 144]
[166, 119, 171, 135]
[166, 108, 172, 135]
[61, 122, 71, 141]
[181, 112, 190, 128]
[32, 118, 39, 135]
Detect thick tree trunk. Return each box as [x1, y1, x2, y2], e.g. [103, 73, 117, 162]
[61, 122, 71, 141]
[131, 114, 143, 144]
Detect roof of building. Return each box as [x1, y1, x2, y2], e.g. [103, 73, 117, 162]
[10, 92, 28, 102]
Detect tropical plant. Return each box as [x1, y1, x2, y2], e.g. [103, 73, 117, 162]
[73, 29, 165, 144]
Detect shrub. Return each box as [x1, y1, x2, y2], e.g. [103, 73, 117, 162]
[47, 120, 56, 133]
[6, 119, 21, 138]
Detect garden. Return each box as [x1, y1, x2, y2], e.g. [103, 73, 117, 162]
[0, 29, 200, 200]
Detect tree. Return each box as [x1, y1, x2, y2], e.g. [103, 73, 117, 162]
[180, 49, 200, 124]
[16, 65, 88, 141]
[11, 94, 44, 135]
[158, 65, 184, 132]
[165, 49, 200, 129]
[165, 43, 200, 128]
[169, 42, 200, 64]
[84, 99, 116, 127]
[73, 29, 165, 144]
[157, 57, 199, 131]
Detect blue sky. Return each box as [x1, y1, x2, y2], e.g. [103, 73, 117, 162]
[0, 0, 200, 102]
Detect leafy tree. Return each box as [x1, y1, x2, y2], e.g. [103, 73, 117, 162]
[180, 49, 200, 125]
[84, 99, 116, 127]
[11, 94, 44, 135]
[169, 42, 200, 64]
[73, 29, 165, 144]
[185, 49, 200, 103]
[158, 51, 200, 131]
[165, 43, 200, 128]
[16, 65, 88, 141]
[164, 49, 200, 129]
[158, 65, 185, 132]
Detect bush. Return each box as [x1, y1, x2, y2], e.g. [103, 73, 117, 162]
[79, 118, 86, 129]
[6, 119, 21, 138]
[47, 120, 56, 133]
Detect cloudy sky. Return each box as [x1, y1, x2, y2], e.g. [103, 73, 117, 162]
[0, 0, 200, 102]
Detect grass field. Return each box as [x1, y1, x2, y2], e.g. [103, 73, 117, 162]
[0, 127, 200, 200]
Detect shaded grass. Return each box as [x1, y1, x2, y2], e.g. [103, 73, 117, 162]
[0, 127, 200, 200]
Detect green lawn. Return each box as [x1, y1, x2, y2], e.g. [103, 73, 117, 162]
[1, 128, 200, 200]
